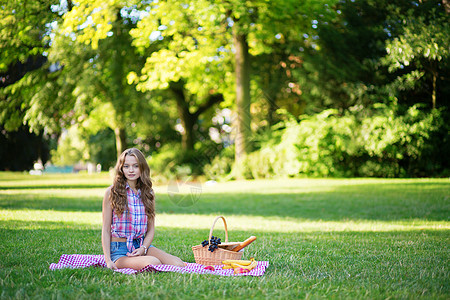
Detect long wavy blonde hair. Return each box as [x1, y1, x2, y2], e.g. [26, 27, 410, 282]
[109, 148, 155, 219]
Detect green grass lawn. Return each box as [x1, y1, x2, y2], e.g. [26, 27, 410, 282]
[0, 172, 449, 299]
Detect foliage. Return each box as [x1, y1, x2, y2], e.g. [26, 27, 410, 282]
[129, 0, 233, 96]
[1, 0, 448, 177]
[383, 10, 449, 71]
[48, 0, 183, 158]
[147, 144, 184, 182]
[0, 0, 69, 135]
[203, 146, 235, 181]
[0, 67, 61, 133]
[50, 126, 89, 166]
[0, 0, 57, 71]
[128, 0, 326, 100]
[149, 136, 225, 182]
[87, 128, 117, 170]
[128, 0, 333, 160]
[293, 0, 389, 111]
[128, 0, 234, 152]
[232, 104, 447, 179]
[295, 0, 450, 112]
[52, 8, 140, 156]
[0, 126, 50, 171]
[382, 6, 450, 108]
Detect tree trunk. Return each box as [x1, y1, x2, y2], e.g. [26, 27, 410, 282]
[169, 81, 224, 152]
[169, 81, 196, 152]
[114, 126, 126, 158]
[182, 115, 196, 152]
[266, 89, 278, 127]
[233, 26, 251, 165]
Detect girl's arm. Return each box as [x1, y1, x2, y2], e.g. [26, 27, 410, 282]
[143, 189, 156, 249]
[102, 186, 117, 270]
[143, 216, 155, 249]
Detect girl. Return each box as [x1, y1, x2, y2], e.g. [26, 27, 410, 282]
[102, 148, 185, 270]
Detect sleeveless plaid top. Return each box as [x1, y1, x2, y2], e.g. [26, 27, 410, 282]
[111, 183, 148, 252]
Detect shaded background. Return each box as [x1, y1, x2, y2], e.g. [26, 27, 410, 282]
[1, 0, 449, 179]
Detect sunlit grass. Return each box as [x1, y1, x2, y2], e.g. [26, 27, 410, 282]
[0, 174, 448, 298]
[1, 210, 448, 234]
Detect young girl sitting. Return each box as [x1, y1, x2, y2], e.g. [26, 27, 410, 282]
[102, 148, 185, 270]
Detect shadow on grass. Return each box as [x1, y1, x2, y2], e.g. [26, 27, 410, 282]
[0, 181, 448, 221]
[0, 194, 102, 212]
[158, 182, 450, 222]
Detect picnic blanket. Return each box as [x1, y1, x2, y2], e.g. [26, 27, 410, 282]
[49, 254, 269, 276]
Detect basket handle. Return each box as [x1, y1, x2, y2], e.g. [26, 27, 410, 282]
[208, 216, 229, 244]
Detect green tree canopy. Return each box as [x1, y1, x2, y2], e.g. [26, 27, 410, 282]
[48, 0, 176, 158]
[128, 0, 333, 173]
[382, 6, 450, 109]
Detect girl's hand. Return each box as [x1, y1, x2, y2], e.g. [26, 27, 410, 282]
[127, 247, 145, 257]
[106, 260, 118, 270]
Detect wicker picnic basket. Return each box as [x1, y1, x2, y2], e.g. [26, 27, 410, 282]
[192, 216, 243, 265]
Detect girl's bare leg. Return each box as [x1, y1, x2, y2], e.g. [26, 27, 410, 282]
[146, 247, 185, 267]
[115, 255, 162, 270]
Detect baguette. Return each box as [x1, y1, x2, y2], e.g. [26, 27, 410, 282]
[232, 236, 257, 252]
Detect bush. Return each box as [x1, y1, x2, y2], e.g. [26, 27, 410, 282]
[358, 104, 445, 177]
[232, 104, 447, 178]
[148, 139, 224, 182]
[203, 146, 234, 180]
[147, 144, 184, 182]
[50, 126, 89, 166]
[88, 128, 116, 170]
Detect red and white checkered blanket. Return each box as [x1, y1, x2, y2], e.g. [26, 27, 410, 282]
[49, 254, 269, 276]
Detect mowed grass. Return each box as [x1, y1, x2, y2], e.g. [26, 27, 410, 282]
[0, 172, 449, 299]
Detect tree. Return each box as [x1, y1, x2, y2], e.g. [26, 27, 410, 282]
[382, 5, 450, 109]
[221, 0, 333, 166]
[50, 1, 166, 158]
[0, 0, 57, 72]
[293, 0, 449, 113]
[0, 0, 63, 169]
[0, 0, 62, 132]
[292, 0, 394, 112]
[129, 0, 330, 170]
[128, 0, 231, 153]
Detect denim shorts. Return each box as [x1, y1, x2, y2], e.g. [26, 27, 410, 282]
[110, 238, 155, 262]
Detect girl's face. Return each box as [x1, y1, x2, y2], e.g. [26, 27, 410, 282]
[122, 154, 141, 182]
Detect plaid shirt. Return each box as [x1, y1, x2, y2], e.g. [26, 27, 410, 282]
[111, 183, 148, 252]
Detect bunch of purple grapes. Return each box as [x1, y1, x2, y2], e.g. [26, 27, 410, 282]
[201, 236, 221, 252]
